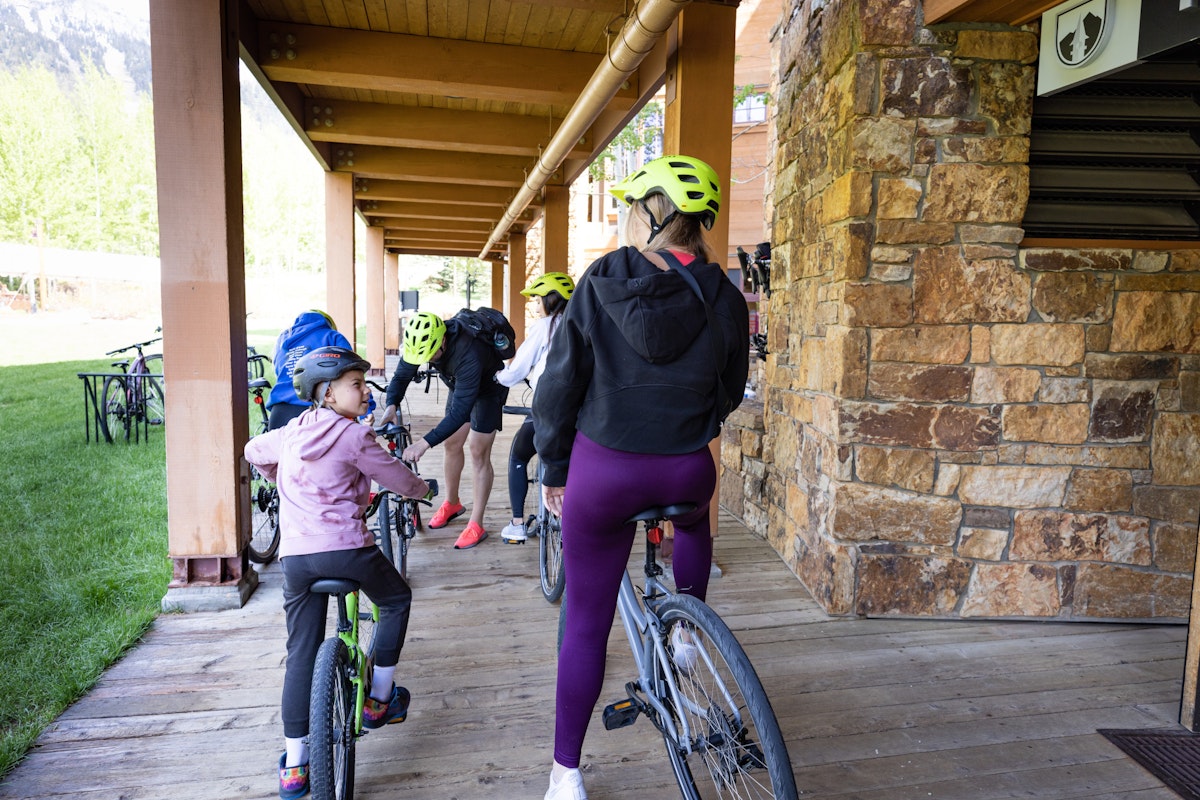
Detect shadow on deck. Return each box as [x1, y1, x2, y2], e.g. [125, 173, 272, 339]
[0, 384, 1188, 799]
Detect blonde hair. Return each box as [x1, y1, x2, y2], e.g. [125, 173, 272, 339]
[622, 193, 713, 263]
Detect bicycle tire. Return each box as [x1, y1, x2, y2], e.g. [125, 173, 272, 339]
[142, 375, 166, 426]
[247, 467, 280, 564]
[397, 499, 417, 582]
[100, 375, 129, 442]
[656, 594, 797, 800]
[539, 511, 565, 603]
[377, 494, 397, 566]
[309, 637, 356, 800]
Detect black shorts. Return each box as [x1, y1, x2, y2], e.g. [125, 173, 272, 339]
[446, 383, 509, 434]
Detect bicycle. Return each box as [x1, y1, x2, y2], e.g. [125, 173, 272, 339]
[600, 504, 797, 799]
[101, 332, 166, 442]
[247, 375, 281, 564]
[369, 419, 437, 582]
[502, 403, 564, 603]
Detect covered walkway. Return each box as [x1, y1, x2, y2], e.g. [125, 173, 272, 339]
[0, 386, 1190, 799]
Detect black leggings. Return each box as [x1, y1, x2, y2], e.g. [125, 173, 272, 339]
[507, 418, 537, 518]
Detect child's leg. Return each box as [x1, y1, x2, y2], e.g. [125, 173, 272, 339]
[356, 547, 414, 698]
[280, 554, 331, 759]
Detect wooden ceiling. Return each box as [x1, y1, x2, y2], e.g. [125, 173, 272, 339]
[237, 0, 686, 260]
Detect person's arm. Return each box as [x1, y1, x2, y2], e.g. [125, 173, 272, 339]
[353, 428, 432, 498]
[422, 340, 487, 447]
[495, 318, 548, 388]
[244, 428, 283, 482]
[718, 283, 751, 418]
[381, 358, 419, 423]
[533, 276, 595, 487]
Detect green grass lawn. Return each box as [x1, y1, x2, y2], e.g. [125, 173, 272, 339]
[0, 360, 170, 778]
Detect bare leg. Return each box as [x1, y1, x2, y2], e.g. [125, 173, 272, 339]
[442, 422, 470, 505]
[466, 429, 497, 527]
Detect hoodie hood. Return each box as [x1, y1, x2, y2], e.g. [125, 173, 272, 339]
[294, 406, 359, 460]
[588, 250, 711, 363]
[284, 311, 337, 342]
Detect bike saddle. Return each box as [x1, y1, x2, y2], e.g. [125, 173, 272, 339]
[310, 578, 360, 595]
[249, 378, 271, 390]
[625, 503, 698, 524]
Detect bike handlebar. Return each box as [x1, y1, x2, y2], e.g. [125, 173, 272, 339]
[106, 336, 163, 357]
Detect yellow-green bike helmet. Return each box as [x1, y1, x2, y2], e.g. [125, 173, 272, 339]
[609, 155, 722, 231]
[403, 312, 446, 364]
[521, 272, 575, 301]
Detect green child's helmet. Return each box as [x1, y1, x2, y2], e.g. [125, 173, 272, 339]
[403, 312, 446, 364]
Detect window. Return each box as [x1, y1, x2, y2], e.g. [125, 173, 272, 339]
[734, 94, 767, 125]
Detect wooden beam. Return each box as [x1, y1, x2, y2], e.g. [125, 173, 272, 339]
[306, 100, 591, 158]
[383, 230, 490, 244]
[332, 146, 545, 187]
[257, 22, 638, 107]
[364, 200, 532, 222]
[389, 246, 505, 258]
[355, 179, 514, 207]
[375, 220, 495, 235]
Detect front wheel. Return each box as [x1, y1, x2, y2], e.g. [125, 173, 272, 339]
[538, 511, 565, 603]
[656, 594, 797, 800]
[100, 376, 129, 443]
[309, 637, 356, 800]
[247, 467, 280, 564]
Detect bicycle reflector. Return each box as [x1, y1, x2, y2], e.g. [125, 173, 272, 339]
[647, 525, 664, 545]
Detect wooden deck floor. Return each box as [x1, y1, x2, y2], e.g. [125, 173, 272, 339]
[0, 384, 1191, 799]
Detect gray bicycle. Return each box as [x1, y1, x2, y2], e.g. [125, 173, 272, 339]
[601, 504, 798, 799]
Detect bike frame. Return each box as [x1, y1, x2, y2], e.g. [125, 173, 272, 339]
[331, 588, 374, 735]
[615, 525, 744, 758]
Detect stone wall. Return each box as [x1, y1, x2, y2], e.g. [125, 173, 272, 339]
[749, 0, 1200, 620]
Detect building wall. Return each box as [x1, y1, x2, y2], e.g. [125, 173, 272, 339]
[723, 0, 1200, 621]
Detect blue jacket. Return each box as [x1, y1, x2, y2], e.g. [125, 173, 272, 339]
[267, 312, 357, 409]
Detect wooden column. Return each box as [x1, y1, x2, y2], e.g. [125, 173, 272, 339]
[384, 250, 400, 352]
[364, 225, 385, 371]
[507, 234, 527, 345]
[491, 259, 504, 312]
[151, 0, 257, 611]
[664, 3, 737, 532]
[544, 185, 570, 274]
[325, 171, 356, 346]
[1182, 518, 1200, 729]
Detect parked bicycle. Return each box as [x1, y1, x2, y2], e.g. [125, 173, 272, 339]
[368, 418, 437, 582]
[502, 404, 564, 603]
[601, 504, 797, 799]
[247, 375, 281, 564]
[101, 332, 165, 442]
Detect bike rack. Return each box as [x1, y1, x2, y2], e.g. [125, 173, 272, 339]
[76, 372, 164, 444]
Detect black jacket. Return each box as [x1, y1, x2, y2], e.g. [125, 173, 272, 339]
[533, 246, 749, 487]
[386, 319, 503, 447]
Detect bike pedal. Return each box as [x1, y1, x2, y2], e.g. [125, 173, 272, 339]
[602, 698, 640, 730]
[501, 537, 526, 545]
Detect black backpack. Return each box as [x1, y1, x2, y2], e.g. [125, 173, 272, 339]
[452, 307, 517, 360]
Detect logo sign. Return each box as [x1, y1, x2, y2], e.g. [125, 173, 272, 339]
[1053, 0, 1115, 67]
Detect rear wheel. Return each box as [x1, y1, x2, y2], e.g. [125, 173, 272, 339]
[539, 511, 565, 603]
[101, 376, 129, 442]
[309, 637, 356, 800]
[656, 595, 796, 800]
[247, 467, 280, 564]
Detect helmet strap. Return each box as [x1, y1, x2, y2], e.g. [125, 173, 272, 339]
[641, 201, 677, 246]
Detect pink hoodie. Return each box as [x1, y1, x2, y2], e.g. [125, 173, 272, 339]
[245, 406, 431, 558]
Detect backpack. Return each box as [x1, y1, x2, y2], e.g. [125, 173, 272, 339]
[452, 307, 517, 361]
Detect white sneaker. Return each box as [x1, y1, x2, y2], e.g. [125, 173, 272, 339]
[500, 521, 527, 544]
[671, 625, 700, 674]
[544, 768, 587, 800]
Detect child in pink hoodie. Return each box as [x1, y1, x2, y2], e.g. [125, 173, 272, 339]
[245, 346, 431, 799]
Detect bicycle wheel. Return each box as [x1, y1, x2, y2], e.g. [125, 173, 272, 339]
[397, 499, 418, 582]
[144, 353, 165, 395]
[247, 467, 280, 563]
[538, 511, 565, 603]
[309, 637, 356, 800]
[142, 375, 166, 426]
[100, 375, 129, 442]
[656, 594, 797, 800]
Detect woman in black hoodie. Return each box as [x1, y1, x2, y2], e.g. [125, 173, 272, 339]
[532, 155, 749, 800]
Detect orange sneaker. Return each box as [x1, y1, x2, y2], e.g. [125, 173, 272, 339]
[429, 500, 465, 529]
[453, 521, 488, 550]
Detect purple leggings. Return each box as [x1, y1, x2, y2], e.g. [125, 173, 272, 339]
[553, 433, 715, 769]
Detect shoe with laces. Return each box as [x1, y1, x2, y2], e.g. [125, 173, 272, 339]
[362, 685, 410, 729]
[671, 625, 700, 674]
[278, 754, 310, 799]
[544, 768, 587, 800]
[453, 520, 488, 549]
[500, 521, 527, 544]
[429, 500, 465, 529]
